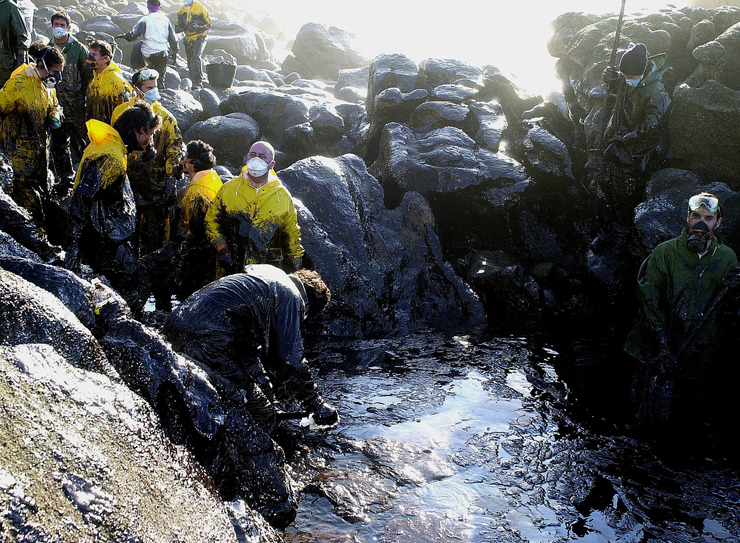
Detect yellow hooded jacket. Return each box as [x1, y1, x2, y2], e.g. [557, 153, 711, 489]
[175, 1, 211, 44]
[112, 97, 184, 179]
[205, 168, 303, 269]
[68, 119, 135, 249]
[73, 119, 127, 191]
[0, 64, 61, 180]
[178, 168, 222, 240]
[86, 61, 133, 125]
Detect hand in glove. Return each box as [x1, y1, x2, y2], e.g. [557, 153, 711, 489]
[721, 265, 740, 290]
[654, 329, 679, 376]
[602, 66, 621, 84]
[610, 130, 639, 146]
[14, 49, 27, 68]
[217, 245, 235, 273]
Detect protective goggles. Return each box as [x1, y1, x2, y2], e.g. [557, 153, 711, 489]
[688, 194, 720, 215]
[133, 68, 159, 86]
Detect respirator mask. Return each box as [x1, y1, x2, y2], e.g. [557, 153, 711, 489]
[246, 157, 270, 178]
[687, 221, 713, 254]
[52, 27, 68, 40]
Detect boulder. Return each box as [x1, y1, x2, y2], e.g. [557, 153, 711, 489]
[220, 86, 328, 148]
[159, 89, 204, 134]
[0, 343, 279, 541]
[279, 154, 486, 336]
[0, 269, 114, 379]
[290, 23, 368, 79]
[335, 66, 369, 103]
[668, 81, 740, 188]
[184, 113, 260, 167]
[716, 21, 740, 89]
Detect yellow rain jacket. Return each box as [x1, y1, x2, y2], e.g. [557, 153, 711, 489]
[0, 64, 61, 218]
[179, 168, 222, 240]
[86, 61, 132, 125]
[72, 119, 128, 191]
[112, 97, 184, 184]
[205, 168, 303, 273]
[175, 1, 211, 44]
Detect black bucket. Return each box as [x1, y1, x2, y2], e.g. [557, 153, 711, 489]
[206, 63, 237, 88]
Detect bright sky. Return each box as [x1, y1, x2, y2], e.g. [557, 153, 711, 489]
[266, 0, 688, 96]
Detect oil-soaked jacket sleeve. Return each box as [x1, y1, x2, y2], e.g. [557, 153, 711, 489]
[205, 184, 227, 249]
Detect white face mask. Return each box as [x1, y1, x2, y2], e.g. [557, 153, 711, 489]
[246, 157, 270, 178]
[184, 0, 193, 5]
[143, 88, 161, 103]
[52, 27, 68, 40]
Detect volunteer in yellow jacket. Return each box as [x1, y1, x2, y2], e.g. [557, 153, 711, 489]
[174, 0, 210, 89]
[112, 68, 184, 256]
[86, 39, 132, 125]
[64, 102, 161, 315]
[205, 141, 304, 278]
[0, 41, 63, 231]
[175, 139, 222, 297]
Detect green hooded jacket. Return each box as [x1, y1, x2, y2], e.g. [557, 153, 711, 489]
[0, 0, 28, 85]
[51, 34, 93, 122]
[625, 228, 737, 370]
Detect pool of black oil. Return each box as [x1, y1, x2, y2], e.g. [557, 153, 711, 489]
[278, 332, 740, 542]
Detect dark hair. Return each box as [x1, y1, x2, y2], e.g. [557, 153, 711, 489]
[186, 140, 216, 171]
[113, 100, 161, 137]
[292, 269, 330, 319]
[29, 41, 64, 68]
[89, 39, 114, 60]
[51, 10, 72, 27]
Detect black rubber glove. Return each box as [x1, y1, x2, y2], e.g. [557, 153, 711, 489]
[722, 265, 740, 290]
[602, 66, 621, 84]
[654, 329, 679, 376]
[217, 245, 235, 273]
[610, 130, 639, 146]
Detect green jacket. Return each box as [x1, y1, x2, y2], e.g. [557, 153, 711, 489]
[51, 34, 93, 122]
[0, 0, 28, 84]
[625, 228, 737, 368]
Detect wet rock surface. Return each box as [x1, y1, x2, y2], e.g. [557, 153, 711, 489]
[0, 343, 281, 542]
[282, 332, 740, 542]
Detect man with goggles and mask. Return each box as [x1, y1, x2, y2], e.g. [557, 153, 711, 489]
[625, 192, 740, 430]
[205, 141, 304, 278]
[111, 68, 184, 263]
[0, 41, 63, 233]
[64, 102, 161, 316]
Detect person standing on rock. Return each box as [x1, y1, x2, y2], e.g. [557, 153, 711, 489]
[171, 139, 222, 299]
[85, 39, 132, 126]
[115, 0, 177, 91]
[48, 9, 92, 197]
[0, 0, 28, 87]
[624, 192, 740, 432]
[205, 141, 304, 278]
[63, 102, 161, 315]
[0, 41, 63, 234]
[588, 42, 671, 304]
[175, 0, 209, 90]
[165, 264, 338, 428]
[111, 68, 184, 265]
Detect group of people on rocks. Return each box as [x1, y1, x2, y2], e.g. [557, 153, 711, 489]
[0, 0, 338, 481]
[1, 0, 738, 500]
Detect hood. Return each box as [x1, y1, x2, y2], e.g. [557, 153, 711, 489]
[86, 119, 125, 150]
[641, 53, 668, 87]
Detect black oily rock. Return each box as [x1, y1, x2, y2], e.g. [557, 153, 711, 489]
[184, 113, 260, 167]
[0, 343, 275, 542]
[280, 154, 485, 336]
[291, 22, 368, 80]
[0, 269, 115, 380]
